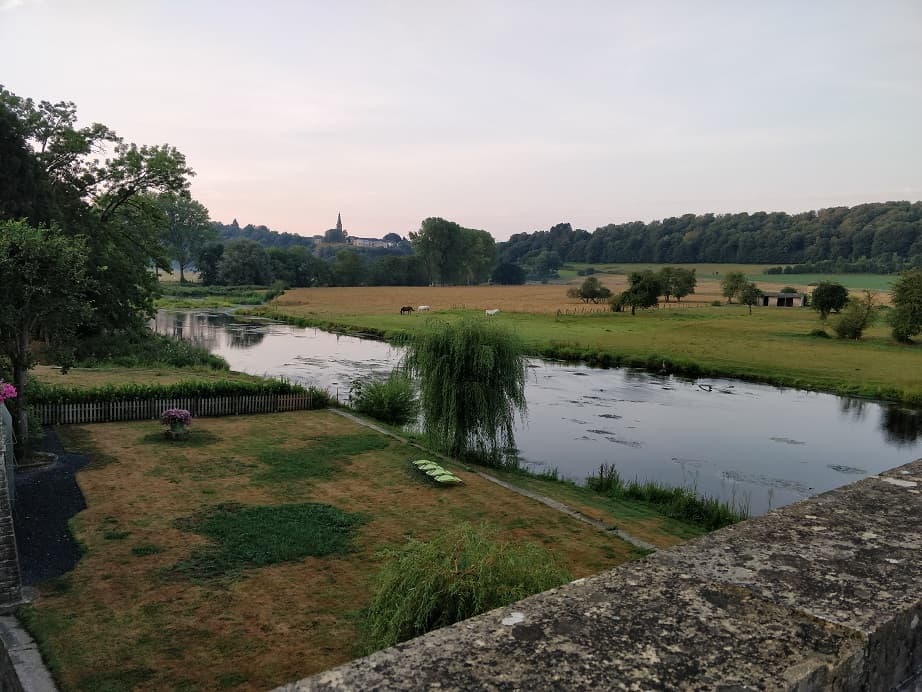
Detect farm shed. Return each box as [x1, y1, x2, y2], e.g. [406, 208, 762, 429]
[760, 291, 806, 307]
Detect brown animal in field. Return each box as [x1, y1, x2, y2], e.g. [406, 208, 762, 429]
[400, 306, 414, 315]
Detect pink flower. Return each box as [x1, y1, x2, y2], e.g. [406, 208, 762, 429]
[160, 408, 192, 427]
[0, 382, 17, 403]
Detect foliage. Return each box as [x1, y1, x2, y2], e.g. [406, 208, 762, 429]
[158, 192, 215, 283]
[890, 269, 922, 343]
[359, 523, 570, 653]
[566, 276, 611, 303]
[811, 282, 849, 319]
[172, 502, 366, 580]
[403, 317, 527, 463]
[720, 271, 748, 303]
[196, 241, 225, 285]
[214, 218, 315, 249]
[491, 261, 526, 285]
[28, 377, 321, 405]
[350, 372, 419, 426]
[739, 282, 763, 314]
[0, 220, 88, 456]
[410, 217, 497, 285]
[160, 408, 192, 427]
[621, 270, 662, 315]
[218, 239, 273, 285]
[659, 266, 696, 302]
[586, 464, 748, 531]
[72, 329, 227, 369]
[833, 290, 876, 340]
[498, 202, 922, 269]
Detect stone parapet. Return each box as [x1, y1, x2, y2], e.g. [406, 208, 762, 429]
[278, 458, 922, 691]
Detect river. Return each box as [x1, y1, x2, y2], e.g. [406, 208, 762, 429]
[153, 309, 922, 515]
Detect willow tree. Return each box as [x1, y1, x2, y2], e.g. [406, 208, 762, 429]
[404, 317, 527, 463]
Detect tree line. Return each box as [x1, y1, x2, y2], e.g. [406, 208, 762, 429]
[500, 203, 922, 270]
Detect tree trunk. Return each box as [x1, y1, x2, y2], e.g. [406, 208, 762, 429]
[179, 262, 186, 284]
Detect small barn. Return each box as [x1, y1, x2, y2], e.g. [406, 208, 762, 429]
[760, 291, 806, 307]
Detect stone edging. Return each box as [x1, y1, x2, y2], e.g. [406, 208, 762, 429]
[0, 615, 58, 692]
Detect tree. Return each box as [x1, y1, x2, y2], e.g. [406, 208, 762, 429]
[811, 282, 849, 319]
[0, 221, 88, 458]
[218, 239, 273, 285]
[197, 241, 225, 285]
[332, 248, 364, 286]
[739, 283, 763, 314]
[491, 262, 526, 285]
[411, 217, 494, 285]
[382, 232, 402, 244]
[324, 227, 347, 243]
[890, 269, 922, 342]
[620, 270, 662, 315]
[403, 317, 527, 463]
[159, 193, 215, 283]
[833, 290, 876, 340]
[721, 271, 748, 303]
[567, 276, 612, 304]
[671, 267, 697, 302]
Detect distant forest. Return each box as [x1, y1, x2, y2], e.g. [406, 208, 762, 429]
[215, 219, 316, 249]
[498, 202, 922, 273]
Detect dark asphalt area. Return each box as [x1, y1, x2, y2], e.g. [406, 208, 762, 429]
[13, 428, 89, 585]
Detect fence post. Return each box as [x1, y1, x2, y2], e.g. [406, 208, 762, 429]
[0, 413, 23, 610]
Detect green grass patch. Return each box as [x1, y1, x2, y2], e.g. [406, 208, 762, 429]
[172, 502, 366, 580]
[131, 544, 163, 557]
[250, 433, 390, 484]
[138, 429, 222, 448]
[587, 464, 749, 531]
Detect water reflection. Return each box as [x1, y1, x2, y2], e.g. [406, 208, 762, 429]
[881, 406, 922, 446]
[152, 309, 922, 515]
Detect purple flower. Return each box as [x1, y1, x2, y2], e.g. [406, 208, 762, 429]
[160, 408, 192, 427]
[0, 381, 17, 403]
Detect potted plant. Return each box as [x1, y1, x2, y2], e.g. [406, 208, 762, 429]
[161, 408, 192, 440]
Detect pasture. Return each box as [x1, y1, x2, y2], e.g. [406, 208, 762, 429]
[257, 282, 920, 404]
[20, 411, 681, 691]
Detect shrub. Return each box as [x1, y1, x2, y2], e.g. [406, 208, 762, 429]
[359, 523, 570, 653]
[350, 372, 419, 426]
[73, 329, 227, 369]
[833, 292, 876, 340]
[809, 328, 831, 338]
[710, 300, 722, 307]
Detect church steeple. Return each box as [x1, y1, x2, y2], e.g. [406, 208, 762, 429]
[336, 213, 343, 233]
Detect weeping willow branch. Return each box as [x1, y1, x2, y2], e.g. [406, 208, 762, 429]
[403, 317, 527, 463]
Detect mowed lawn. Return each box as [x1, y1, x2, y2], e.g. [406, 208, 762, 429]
[260, 285, 921, 403]
[22, 410, 680, 692]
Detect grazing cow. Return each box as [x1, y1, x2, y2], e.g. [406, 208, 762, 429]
[485, 308, 500, 316]
[400, 306, 414, 315]
[418, 305, 431, 312]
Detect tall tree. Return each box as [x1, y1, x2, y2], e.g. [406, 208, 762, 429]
[621, 270, 662, 315]
[158, 193, 215, 283]
[721, 272, 748, 304]
[890, 270, 922, 343]
[811, 282, 849, 320]
[218, 239, 273, 285]
[739, 283, 763, 314]
[0, 221, 88, 457]
[411, 217, 466, 285]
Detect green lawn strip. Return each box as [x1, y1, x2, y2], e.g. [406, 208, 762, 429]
[249, 304, 922, 404]
[247, 432, 391, 484]
[171, 502, 366, 580]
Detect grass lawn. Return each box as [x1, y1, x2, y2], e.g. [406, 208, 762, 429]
[249, 285, 921, 404]
[30, 365, 265, 389]
[21, 410, 689, 691]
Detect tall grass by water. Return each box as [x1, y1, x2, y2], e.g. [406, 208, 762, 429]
[587, 464, 749, 531]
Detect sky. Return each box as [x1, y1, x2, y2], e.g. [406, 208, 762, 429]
[2, 1, 921, 241]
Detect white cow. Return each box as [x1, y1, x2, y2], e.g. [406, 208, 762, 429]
[485, 309, 500, 316]
[418, 305, 431, 312]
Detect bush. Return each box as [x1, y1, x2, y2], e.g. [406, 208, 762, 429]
[833, 295, 875, 340]
[350, 372, 419, 426]
[809, 328, 831, 338]
[73, 329, 228, 369]
[359, 523, 570, 653]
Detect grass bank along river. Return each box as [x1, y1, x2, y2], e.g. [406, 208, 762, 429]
[154, 309, 922, 516]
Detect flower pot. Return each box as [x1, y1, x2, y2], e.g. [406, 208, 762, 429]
[164, 425, 190, 440]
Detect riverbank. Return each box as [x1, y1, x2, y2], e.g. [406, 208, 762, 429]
[242, 285, 922, 405]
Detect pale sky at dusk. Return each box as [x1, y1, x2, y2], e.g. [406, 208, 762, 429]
[2, 1, 920, 240]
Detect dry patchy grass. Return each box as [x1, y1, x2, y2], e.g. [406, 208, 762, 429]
[24, 411, 681, 691]
[31, 365, 262, 389]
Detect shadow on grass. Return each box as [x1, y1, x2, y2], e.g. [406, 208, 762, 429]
[137, 429, 223, 447]
[170, 502, 366, 582]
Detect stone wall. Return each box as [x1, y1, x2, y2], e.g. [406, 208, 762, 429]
[279, 458, 922, 691]
[0, 420, 21, 612]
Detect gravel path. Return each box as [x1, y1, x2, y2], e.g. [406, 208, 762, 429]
[13, 429, 89, 585]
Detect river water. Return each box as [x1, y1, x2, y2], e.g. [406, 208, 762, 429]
[154, 309, 922, 515]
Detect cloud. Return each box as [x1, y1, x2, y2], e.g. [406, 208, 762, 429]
[1, 0, 38, 10]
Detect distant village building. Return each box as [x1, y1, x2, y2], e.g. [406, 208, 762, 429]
[324, 213, 398, 248]
[760, 291, 807, 307]
[348, 236, 397, 249]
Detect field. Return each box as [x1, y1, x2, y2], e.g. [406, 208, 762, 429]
[22, 410, 694, 692]
[254, 282, 920, 404]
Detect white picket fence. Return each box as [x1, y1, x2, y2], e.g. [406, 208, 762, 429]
[34, 393, 319, 425]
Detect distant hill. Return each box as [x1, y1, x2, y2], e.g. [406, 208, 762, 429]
[499, 201, 922, 272]
[215, 220, 315, 249]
